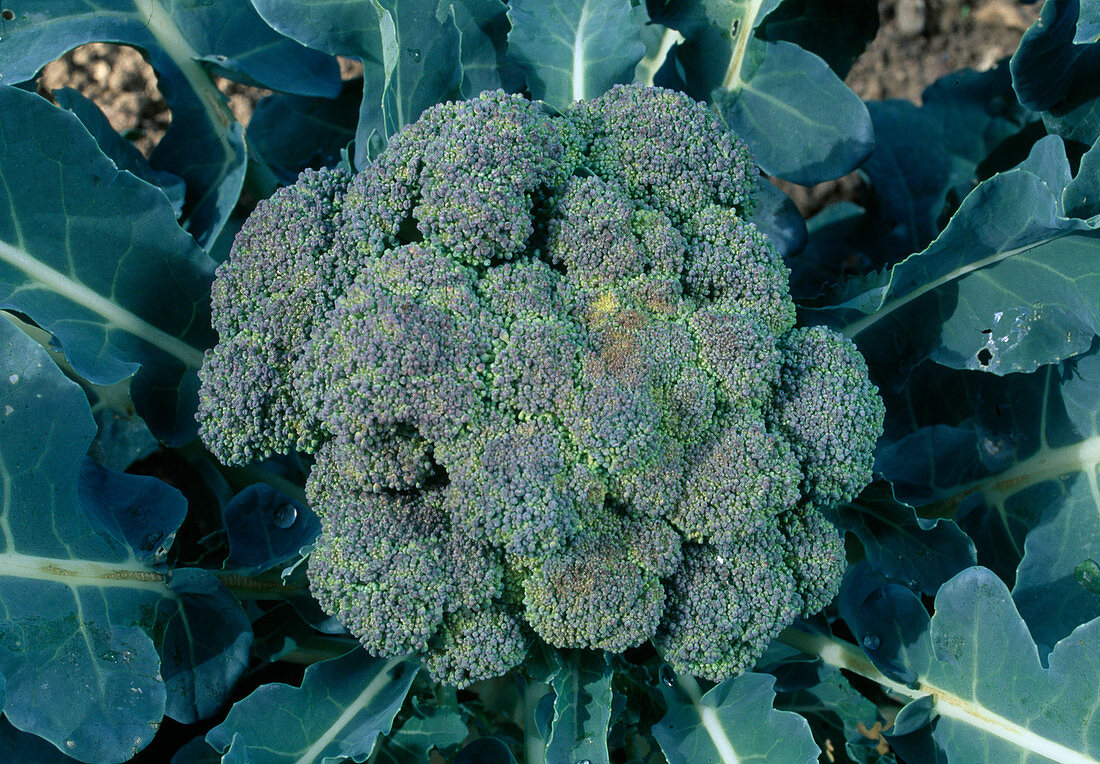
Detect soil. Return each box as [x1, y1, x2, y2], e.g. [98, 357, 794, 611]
[36, 0, 1041, 213]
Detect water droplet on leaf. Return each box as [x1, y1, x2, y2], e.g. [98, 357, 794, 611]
[862, 634, 881, 651]
[658, 665, 675, 687]
[272, 504, 297, 528]
[406, 47, 422, 62]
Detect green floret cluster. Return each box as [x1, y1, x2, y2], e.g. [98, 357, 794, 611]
[197, 84, 885, 685]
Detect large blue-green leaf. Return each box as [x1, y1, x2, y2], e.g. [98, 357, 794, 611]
[712, 40, 873, 185]
[506, 0, 646, 109]
[53, 87, 187, 218]
[544, 650, 613, 764]
[207, 650, 419, 763]
[654, 671, 819, 763]
[248, 0, 474, 169]
[0, 319, 157, 759]
[653, 0, 872, 185]
[372, 0, 463, 140]
[0, 0, 339, 248]
[0, 85, 216, 443]
[809, 136, 1100, 387]
[848, 568, 1100, 762]
[0, 318, 252, 757]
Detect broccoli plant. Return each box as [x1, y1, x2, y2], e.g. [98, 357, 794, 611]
[1, 0, 1099, 762]
[197, 84, 884, 686]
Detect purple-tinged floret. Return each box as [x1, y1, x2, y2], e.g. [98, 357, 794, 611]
[569, 84, 757, 223]
[771, 326, 885, 506]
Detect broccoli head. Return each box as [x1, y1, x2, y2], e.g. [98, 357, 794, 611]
[198, 84, 884, 686]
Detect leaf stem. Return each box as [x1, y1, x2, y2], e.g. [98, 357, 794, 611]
[674, 672, 741, 764]
[635, 27, 684, 86]
[721, 0, 765, 91]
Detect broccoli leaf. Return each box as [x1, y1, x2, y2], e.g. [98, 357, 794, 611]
[207, 650, 419, 763]
[374, 704, 468, 763]
[825, 481, 976, 595]
[0, 318, 160, 759]
[851, 568, 1100, 762]
[755, 0, 878, 79]
[52, 87, 187, 218]
[810, 136, 1100, 386]
[222, 484, 320, 575]
[545, 650, 614, 764]
[247, 81, 362, 185]
[248, 0, 472, 168]
[372, 0, 464, 140]
[654, 671, 819, 764]
[0, 0, 339, 248]
[1011, 0, 1100, 144]
[454, 737, 518, 763]
[0, 85, 216, 443]
[506, 0, 646, 109]
[653, 0, 872, 185]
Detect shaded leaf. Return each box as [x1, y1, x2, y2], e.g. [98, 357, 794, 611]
[375, 704, 468, 763]
[157, 569, 253, 724]
[545, 650, 614, 764]
[1011, 0, 1100, 144]
[248, 80, 362, 185]
[756, 0, 878, 78]
[752, 180, 807, 259]
[222, 484, 320, 574]
[453, 737, 518, 763]
[826, 481, 977, 595]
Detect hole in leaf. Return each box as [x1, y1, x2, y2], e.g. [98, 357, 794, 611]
[977, 348, 993, 367]
[980, 328, 992, 334]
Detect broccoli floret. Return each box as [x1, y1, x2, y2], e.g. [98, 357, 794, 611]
[655, 534, 800, 682]
[197, 167, 354, 463]
[771, 326, 886, 506]
[517, 509, 681, 653]
[569, 84, 756, 223]
[199, 83, 884, 685]
[422, 607, 531, 688]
